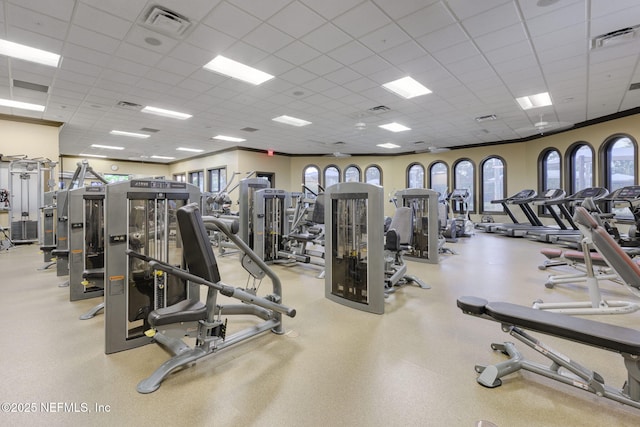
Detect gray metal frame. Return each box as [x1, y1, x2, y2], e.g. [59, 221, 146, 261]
[104, 179, 201, 354]
[68, 185, 105, 302]
[325, 182, 384, 314]
[394, 188, 440, 264]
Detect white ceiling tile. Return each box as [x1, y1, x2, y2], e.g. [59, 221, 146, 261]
[150, 0, 221, 21]
[275, 41, 321, 66]
[431, 41, 480, 65]
[474, 23, 528, 54]
[359, 23, 411, 53]
[107, 57, 151, 77]
[254, 56, 296, 77]
[324, 68, 362, 85]
[518, 0, 584, 20]
[243, 24, 294, 54]
[301, 23, 352, 53]
[349, 55, 392, 76]
[397, 2, 454, 38]
[327, 41, 373, 66]
[372, 0, 439, 20]
[493, 55, 539, 75]
[187, 23, 237, 56]
[124, 26, 180, 55]
[301, 55, 343, 76]
[537, 41, 587, 64]
[62, 43, 111, 68]
[75, 3, 133, 39]
[202, 2, 262, 39]
[380, 41, 428, 67]
[99, 69, 140, 86]
[446, 56, 490, 79]
[115, 43, 163, 67]
[221, 41, 270, 66]
[6, 3, 69, 40]
[60, 57, 103, 77]
[461, 2, 520, 38]
[9, 0, 74, 21]
[300, 0, 364, 20]
[155, 56, 201, 77]
[590, 0, 639, 18]
[416, 24, 469, 53]
[484, 40, 533, 64]
[279, 67, 318, 85]
[145, 69, 184, 86]
[170, 42, 217, 67]
[232, 0, 290, 20]
[323, 85, 353, 100]
[333, 2, 391, 38]
[530, 23, 585, 52]
[447, 0, 511, 21]
[398, 55, 441, 75]
[526, 2, 586, 38]
[590, 6, 640, 37]
[67, 25, 120, 54]
[76, 0, 147, 21]
[268, 2, 325, 39]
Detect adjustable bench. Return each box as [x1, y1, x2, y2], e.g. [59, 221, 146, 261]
[533, 206, 640, 315]
[457, 296, 640, 410]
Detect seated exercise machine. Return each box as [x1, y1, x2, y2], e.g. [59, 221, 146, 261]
[38, 190, 57, 268]
[444, 189, 474, 237]
[128, 203, 296, 393]
[457, 296, 640, 410]
[383, 206, 430, 292]
[325, 182, 427, 314]
[533, 206, 640, 315]
[393, 188, 444, 262]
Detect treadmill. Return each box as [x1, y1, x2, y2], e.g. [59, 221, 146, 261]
[501, 188, 571, 237]
[541, 187, 609, 245]
[492, 191, 547, 236]
[475, 189, 538, 233]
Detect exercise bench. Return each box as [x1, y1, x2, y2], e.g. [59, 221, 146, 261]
[457, 296, 640, 410]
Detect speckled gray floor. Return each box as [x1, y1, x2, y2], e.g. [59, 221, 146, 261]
[1, 232, 639, 426]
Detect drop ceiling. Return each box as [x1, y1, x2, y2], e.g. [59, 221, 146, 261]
[1, 0, 640, 163]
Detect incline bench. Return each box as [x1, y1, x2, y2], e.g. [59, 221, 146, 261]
[457, 296, 640, 410]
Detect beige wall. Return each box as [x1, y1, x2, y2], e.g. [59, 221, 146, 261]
[60, 156, 169, 180]
[0, 119, 60, 161]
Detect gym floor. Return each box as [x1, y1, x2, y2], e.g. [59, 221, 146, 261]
[1, 232, 639, 426]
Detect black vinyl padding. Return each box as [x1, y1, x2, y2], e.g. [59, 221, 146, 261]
[149, 298, 207, 326]
[82, 268, 104, 279]
[177, 203, 221, 284]
[457, 296, 640, 355]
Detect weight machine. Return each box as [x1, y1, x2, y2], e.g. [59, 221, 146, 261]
[104, 179, 201, 354]
[39, 191, 57, 267]
[252, 188, 290, 263]
[68, 185, 105, 304]
[394, 188, 440, 264]
[445, 188, 474, 238]
[8, 158, 56, 243]
[325, 182, 385, 314]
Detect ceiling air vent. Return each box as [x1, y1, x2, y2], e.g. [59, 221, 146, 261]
[140, 127, 160, 133]
[368, 105, 390, 113]
[241, 127, 259, 132]
[13, 79, 49, 93]
[629, 82, 640, 91]
[116, 101, 142, 110]
[591, 25, 640, 50]
[475, 114, 497, 122]
[142, 6, 191, 38]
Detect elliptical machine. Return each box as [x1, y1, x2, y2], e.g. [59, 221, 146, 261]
[443, 189, 474, 239]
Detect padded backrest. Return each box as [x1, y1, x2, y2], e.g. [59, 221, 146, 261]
[311, 193, 325, 225]
[388, 206, 413, 245]
[176, 203, 221, 283]
[574, 206, 640, 289]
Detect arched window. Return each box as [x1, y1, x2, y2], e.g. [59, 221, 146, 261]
[303, 165, 320, 196]
[364, 165, 382, 185]
[407, 163, 425, 188]
[601, 135, 637, 191]
[344, 165, 361, 182]
[566, 142, 594, 193]
[539, 149, 561, 191]
[324, 165, 340, 190]
[428, 161, 448, 197]
[480, 156, 505, 213]
[601, 135, 637, 218]
[453, 159, 475, 212]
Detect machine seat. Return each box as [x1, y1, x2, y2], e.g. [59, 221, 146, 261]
[51, 249, 69, 256]
[82, 268, 104, 279]
[148, 299, 207, 327]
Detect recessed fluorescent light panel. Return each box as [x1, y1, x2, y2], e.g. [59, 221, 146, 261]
[110, 130, 150, 139]
[0, 39, 60, 67]
[141, 106, 192, 120]
[150, 155, 175, 160]
[516, 92, 552, 110]
[212, 135, 246, 143]
[377, 142, 400, 149]
[203, 55, 274, 85]
[379, 122, 411, 132]
[0, 98, 45, 112]
[382, 76, 431, 99]
[272, 115, 312, 127]
[79, 153, 107, 158]
[176, 147, 204, 153]
[91, 144, 124, 150]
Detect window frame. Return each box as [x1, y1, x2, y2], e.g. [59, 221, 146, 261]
[479, 155, 506, 214]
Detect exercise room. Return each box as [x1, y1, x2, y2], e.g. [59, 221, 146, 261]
[1, 1, 640, 426]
